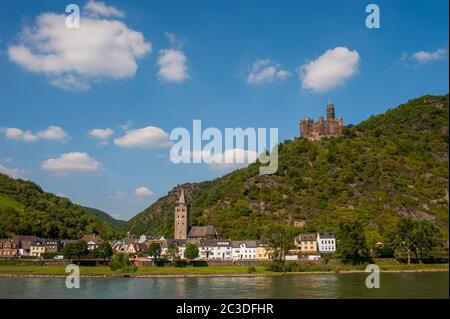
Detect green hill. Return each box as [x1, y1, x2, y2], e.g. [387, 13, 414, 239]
[83, 206, 126, 230]
[126, 94, 449, 244]
[0, 174, 118, 239]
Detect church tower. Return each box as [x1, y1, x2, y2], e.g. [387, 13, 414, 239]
[174, 190, 190, 240]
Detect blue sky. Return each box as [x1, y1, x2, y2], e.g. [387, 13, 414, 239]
[0, 0, 448, 220]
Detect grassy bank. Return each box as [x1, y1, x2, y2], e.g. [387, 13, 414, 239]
[0, 262, 448, 277]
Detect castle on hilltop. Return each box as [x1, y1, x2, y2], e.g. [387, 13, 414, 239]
[299, 102, 343, 141]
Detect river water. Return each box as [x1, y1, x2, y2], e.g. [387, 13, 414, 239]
[0, 272, 448, 299]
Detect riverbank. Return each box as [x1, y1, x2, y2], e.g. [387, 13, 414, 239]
[0, 262, 448, 278]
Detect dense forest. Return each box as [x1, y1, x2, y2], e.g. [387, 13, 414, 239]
[0, 175, 121, 239]
[126, 95, 449, 245]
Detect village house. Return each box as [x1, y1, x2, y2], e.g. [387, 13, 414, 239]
[0, 239, 19, 258]
[30, 239, 46, 257]
[11, 235, 37, 256]
[231, 240, 257, 260]
[316, 232, 336, 253]
[200, 240, 233, 260]
[82, 234, 103, 251]
[44, 239, 62, 253]
[295, 233, 318, 255]
[256, 242, 273, 260]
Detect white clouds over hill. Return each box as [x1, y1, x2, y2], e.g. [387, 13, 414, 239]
[41, 152, 101, 174]
[0, 164, 26, 179]
[134, 186, 154, 197]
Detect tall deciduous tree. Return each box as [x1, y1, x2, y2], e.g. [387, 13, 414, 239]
[261, 224, 296, 263]
[337, 220, 369, 263]
[146, 242, 162, 259]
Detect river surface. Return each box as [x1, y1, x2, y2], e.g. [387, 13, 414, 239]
[0, 272, 448, 299]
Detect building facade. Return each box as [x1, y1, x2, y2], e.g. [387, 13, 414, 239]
[30, 239, 46, 257]
[317, 232, 336, 253]
[0, 239, 19, 257]
[300, 103, 343, 141]
[295, 233, 318, 255]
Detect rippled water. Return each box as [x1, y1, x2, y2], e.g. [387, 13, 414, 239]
[0, 272, 448, 299]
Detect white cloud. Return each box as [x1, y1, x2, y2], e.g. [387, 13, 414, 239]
[157, 49, 189, 83]
[3, 126, 69, 142]
[8, 9, 151, 90]
[115, 190, 127, 199]
[41, 152, 101, 174]
[400, 48, 447, 64]
[36, 126, 69, 141]
[299, 47, 360, 93]
[0, 164, 26, 179]
[84, 0, 125, 18]
[89, 128, 114, 140]
[246, 59, 292, 84]
[134, 186, 154, 197]
[114, 126, 171, 148]
[4, 128, 38, 142]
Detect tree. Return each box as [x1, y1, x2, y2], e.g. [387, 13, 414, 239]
[414, 220, 440, 263]
[393, 218, 441, 264]
[261, 224, 296, 263]
[337, 220, 369, 263]
[146, 242, 162, 260]
[109, 253, 133, 272]
[166, 243, 180, 261]
[391, 218, 416, 264]
[63, 243, 76, 262]
[73, 240, 88, 259]
[184, 244, 199, 260]
[95, 242, 113, 261]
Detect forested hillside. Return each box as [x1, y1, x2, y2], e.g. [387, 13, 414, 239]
[126, 95, 449, 244]
[0, 174, 118, 239]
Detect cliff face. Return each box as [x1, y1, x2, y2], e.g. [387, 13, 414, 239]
[127, 95, 449, 242]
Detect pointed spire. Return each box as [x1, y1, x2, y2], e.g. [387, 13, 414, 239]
[178, 190, 186, 204]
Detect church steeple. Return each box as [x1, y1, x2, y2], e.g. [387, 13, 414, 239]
[174, 189, 190, 239]
[178, 190, 186, 204]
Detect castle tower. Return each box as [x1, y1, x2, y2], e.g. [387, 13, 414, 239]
[174, 190, 190, 240]
[326, 103, 335, 121]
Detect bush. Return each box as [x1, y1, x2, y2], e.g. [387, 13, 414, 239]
[247, 266, 256, 273]
[109, 253, 135, 272]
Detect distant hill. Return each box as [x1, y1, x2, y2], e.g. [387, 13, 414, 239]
[126, 95, 449, 244]
[83, 206, 126, 230]
[0, 174, 118, 239]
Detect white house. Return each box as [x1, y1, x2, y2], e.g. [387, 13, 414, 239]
[231, 241, 257, 260]
[316, 232, 336, 253]
[200, 240, 233, 260]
